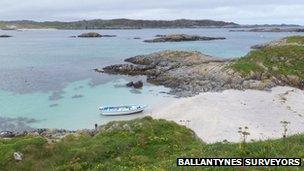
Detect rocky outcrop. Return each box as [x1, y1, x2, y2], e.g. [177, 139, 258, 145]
[102, 51, 276, 97]
[133, 81, 143, 88]
[144, 34, 226, 43]
[78, 32, 102, 38]
[0, 131, 14, 138]
[126, 81, 144, 88]
[230, 28, 304, 33]
[77, 32, 116, 38]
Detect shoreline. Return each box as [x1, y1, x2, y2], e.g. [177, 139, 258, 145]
[2, 86, 304, 143]
[150, 86, 304, 143]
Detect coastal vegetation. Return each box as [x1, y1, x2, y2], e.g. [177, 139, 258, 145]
[286, 36, 304, 44]
[0, 116, 303, 170]
[230, 36, 304, 88]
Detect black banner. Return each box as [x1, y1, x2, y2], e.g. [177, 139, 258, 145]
[177, 158, 302, 166]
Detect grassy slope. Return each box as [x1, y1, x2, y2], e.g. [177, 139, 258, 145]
[230, 36, 304, 81]
[0, 117, 303, 170]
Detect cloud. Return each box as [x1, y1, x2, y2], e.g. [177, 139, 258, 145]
[1, 0, 304, 24]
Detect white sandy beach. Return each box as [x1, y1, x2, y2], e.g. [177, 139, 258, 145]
[149, 86, 304, 143]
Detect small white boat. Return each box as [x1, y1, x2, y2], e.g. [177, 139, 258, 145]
[99, 105, 147, 116]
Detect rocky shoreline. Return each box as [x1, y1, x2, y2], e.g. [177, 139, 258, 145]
[102, 35, 304, 97]
[230, 28, 304, 32]
[0, 118, 151, 141]
[76, 32, 116, 38]
[0, 116, 95, 140]
[102, 51, 278, 97]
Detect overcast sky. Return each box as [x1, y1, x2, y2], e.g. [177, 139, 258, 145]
[1, 0, 304, 25]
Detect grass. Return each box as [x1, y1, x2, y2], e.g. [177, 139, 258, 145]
[286, 36, 304, 45]
[230, 36, 304, 82]
[0, 116, 303, 170]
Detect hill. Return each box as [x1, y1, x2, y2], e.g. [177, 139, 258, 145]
[0, 19, 238, 29]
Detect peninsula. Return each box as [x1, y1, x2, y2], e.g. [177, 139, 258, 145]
[103, 36, 304, 97]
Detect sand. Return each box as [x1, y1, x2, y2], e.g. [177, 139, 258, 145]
[149, 86, 304, 143]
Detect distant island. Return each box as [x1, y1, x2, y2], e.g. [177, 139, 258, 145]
[1, 19, 302, 30]
[0, 19, 239, 29]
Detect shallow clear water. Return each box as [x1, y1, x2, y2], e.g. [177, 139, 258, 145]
[0, 28, 302, 130]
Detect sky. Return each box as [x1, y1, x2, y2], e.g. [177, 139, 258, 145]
[1, 0, 304, 25]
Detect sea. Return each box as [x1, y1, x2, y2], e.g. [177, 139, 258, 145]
[0, 28, 302, 131]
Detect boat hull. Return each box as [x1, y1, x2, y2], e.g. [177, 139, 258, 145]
[99, 105, 146, 116]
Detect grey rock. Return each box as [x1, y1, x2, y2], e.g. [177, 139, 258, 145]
[13, 152, 23, 161]
[101, 50, 293, 97]
[126, 81, 134, 87]
[133, 81, 143, 88]
[78, 32, 102, 38]
[0, 131, 15, 138]
[0, 35, 12, 38]
[103, 50, 274, 97]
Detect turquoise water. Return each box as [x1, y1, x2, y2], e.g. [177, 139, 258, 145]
[0, 79, 171, 130]
[0, 28, 303, 130]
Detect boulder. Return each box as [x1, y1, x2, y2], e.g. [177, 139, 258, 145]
[300, 80, 304, 89]
[126, 81, 134, 87]
[13, 152, 23, 161]
[0, 131, 15, 138]
[133, 81, 143, 88]
[286, 75, 301, 87]
[0, 35, 12, 38]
